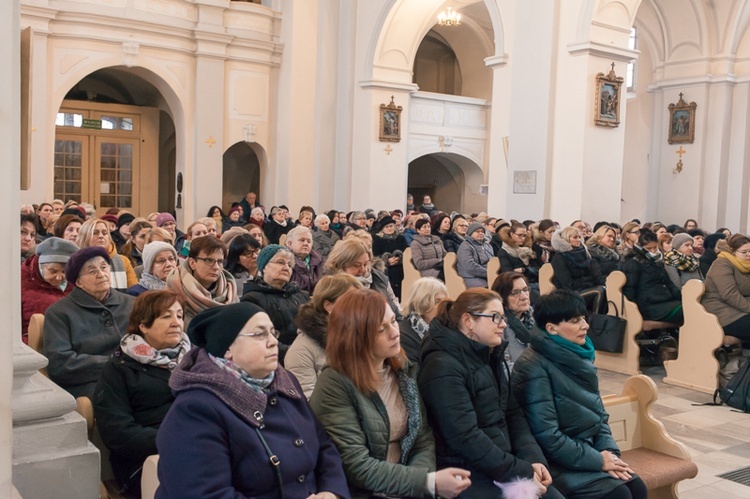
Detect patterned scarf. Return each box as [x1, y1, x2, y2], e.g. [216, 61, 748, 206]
[166, 260, 238, 318]
[210, 354, 275, 393]
[536, 241, 554, 264]
[664, 250, 699, 273]
[120, 332, 191, 370]
[138, 272, 167, 291]
[718, 251, 750, 274]
[408, 312, 429, 340]
[588, 243, 620, 262]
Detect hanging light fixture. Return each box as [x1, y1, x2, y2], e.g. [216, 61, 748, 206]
[437, 6, 461, 26]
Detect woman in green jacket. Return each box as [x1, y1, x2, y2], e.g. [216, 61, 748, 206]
[512, 290, 647, 499]
[310, 289, 470, 499]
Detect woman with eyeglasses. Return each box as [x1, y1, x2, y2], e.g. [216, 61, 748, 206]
[127, 242, 179, 297]
[497, 222, 541, 287]
[156, 303, 349, 499]
[166, 236, 238, 327]
[442, 215, 469, 254]
[702, 234, 750, 345]
[418, 288, 562, 498]
[240, 245, 310, 364]
[77, 217, 138, 292]
[491, 272, 534, 371]
[618, 222, 641, 257]
[225, 233, 262, 298]
[512, 290, 647, 499]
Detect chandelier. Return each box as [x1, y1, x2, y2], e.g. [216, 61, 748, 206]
[437, 7, 461, 26]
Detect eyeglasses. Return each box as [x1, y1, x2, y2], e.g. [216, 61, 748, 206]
[628, 230, 641, 234]
[736, 250, 750, 256]
[195, 257, 224, 267]
[471, 312, 507, 325]
[242, 250, 259, 258]
[153, 256, 177, 265]
[509, 287, 530, 297]
[237, 329, 280, 341]
[513, 232, 527, 238]
[267, 259, 293, 268]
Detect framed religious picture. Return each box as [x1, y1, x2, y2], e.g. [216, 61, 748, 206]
[379, 96, 402, 142]
[594, 63, 624, 127]
[668, 93, 697, 144]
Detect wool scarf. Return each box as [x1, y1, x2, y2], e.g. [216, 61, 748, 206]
[138, 272, 167, 291]
[166, 260, 238, 318]
[718, 251, 750, 274]
[120, 332, 191, 370]
[664, 250, 699, 272]
[548, 333, 596, 361]
[503, 244, 534, 266]
[562, 245, 591, 269]
[588, 243, 619, 262]
[210, 354, 276, 393]
[407, 312, 429, 340]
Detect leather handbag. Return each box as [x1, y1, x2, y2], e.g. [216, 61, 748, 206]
[588, 299, 626, 353]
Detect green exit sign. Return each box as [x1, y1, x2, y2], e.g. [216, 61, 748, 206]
[82, 118, 102, 129]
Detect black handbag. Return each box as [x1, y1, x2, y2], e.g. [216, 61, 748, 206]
[588, 299, 626, 353]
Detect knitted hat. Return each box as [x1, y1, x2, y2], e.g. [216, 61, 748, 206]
[704, 233, 726, 251]
[494, 219, 510, 232]
[35, 237, 79, 264]
[220, 226, 249, 245]
[117, 213, 136, 229]
[671, 233, 693, 252]
[188, 302, 265, 357]
[156, 212, 176, 227]
[101, 214, 118, 225]
[142, 241, 178, 274]
[256, 244, 285, 275]
[65, 246, 111, 284]
[467, 222, 485, 237]
[228, 206, 242, 216]
[62, 206, 86, 219]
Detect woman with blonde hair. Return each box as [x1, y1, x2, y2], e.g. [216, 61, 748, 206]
[77, 218, 137, 292]
[586, 224, 621, 278]
[285, 274, 363, 398]
[618, 222, 640, 256]
[398, 277, 448, 364]
[551, 227, 605, 314]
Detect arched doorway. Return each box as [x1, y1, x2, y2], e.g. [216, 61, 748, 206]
[54, 67, 176, 216]
[222, 142, 263, 212]
[408, 153, 485, 214]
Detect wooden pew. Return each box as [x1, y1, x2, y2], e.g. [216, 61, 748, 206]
[486, 256, 501, 289]
[400, 247, 420, 310]
[141, 455, 160, 499]
[443, 252, 466, 299]
[539, 263, 556, 295]
[603, 375, 697, 498]
[27, 314, 47, 377]
[663, 279, 723, 394]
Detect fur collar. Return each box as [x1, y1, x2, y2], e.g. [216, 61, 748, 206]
[294, 303, 328, 349]
[551, 230, 590, 256]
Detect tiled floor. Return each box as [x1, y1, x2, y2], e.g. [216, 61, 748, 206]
[598, 365, 750, 498]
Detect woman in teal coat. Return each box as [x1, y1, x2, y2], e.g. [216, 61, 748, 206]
[511, 290, 647, 499]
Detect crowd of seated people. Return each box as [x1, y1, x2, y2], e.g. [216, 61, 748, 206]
[18, 193, 740, 498]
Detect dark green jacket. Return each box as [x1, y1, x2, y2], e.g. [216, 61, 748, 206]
[310, 362, 435, 499]
[511, 329, 622, 495]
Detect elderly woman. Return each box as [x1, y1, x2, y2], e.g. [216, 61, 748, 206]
[313, 213, 340, 256]
[21, 237, 78, 343]
[166, 235, 237, 326]
[492, 272, 534, 371]
[156, 303, 349, 498]
[551, 227, 606, 314]
[225, 233, 261, 296]
[326, 238, 402, 319]
[285, 274, 362, 398]
[310, 289, 470, 499]
[398, 277, 448, 364]
[52, 214, 84, 243]
[533, 219, 557, 267]
[372, 215, 408, 299]
[586, 224, 621, 278]
[457, 222, 494, 288]
[120, 219, 152, 268]
[498, 222, 540, 285]
[702, 234, 750, 344]
[93, 291, 190, 498]
[43, 247, 136, 398]
[127, 242, 179, 297]
[78, 217, 138, 292]
[240, 244, 310, 363]
[418, 288, 559, 498]
[410, 218, 447, 279]
[618, 222, 640, 257]
[286, 225, 325, 294]
[296, 209, 314, 228]
[512, 290, 647, 499]
[664, 233, 703, 288]
[222, 206, 244, 233]
[443, 216, 468, 253]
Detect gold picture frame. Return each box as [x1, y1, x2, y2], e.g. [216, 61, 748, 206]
[594, 63, 624, 128]
[668, 93, 696, 144]
[379, 96, 402, 142]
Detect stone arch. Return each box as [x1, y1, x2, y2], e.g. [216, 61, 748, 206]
[222, 141, 267, 212]
[407, 152, 485, 214]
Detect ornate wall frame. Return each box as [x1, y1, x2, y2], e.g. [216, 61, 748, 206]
[667, 93, 697, 144]
[594, 63, 624, 128]
[379, 96, 402, 142]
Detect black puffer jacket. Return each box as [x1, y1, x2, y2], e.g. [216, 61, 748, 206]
[622, 246, 681, 321]
[550, 232, 604, 291]
[442, 231, 464, 254]
[418, 320, 546, 494]
[511, 329, 625, 496]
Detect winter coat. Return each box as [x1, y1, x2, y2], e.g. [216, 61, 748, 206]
[443, 231, 465, 254]
[699, 248, 719, 277]
[587, 243, 621, 278]
[264, 219, 292, 245]
[665, 264, 703, 289]
[497, 231, 539, 283]
[418, 319, 546, 496]
[285, 303, 328, 399]
[241, 279, 310, 359]
[512, 329, 628, 496]
[93, 348, 174, 493]
[290, 249, 325, 294]
[398, 313, 429, 365]
[489, 233, 504, 257]
[106, 242, 138, 292]
[156, 348, 349, 499]
[410, 234, 446, 278]
[43, 287, 135, 398]
[312, 229, 340, 257]
[21, 254, 73, 342]
[368, 268, 404, 321]
[504, 311, 533, 372]
[622, 247, 682, 321]
[309, 362, 436, 499]
[403, 228, 417, 246]
[532, 241, 556, 267]
[702, 256, 750, 327]
[373, 234, 408, 299]
[457, 238, 494, 288]
[550, 232, 605, 291]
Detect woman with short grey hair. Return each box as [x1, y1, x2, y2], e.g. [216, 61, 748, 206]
[313, 214, 340, 256]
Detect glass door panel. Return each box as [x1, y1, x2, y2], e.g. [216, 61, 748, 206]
[95, 137, 139, 214]
[53, 135, 89, 204]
